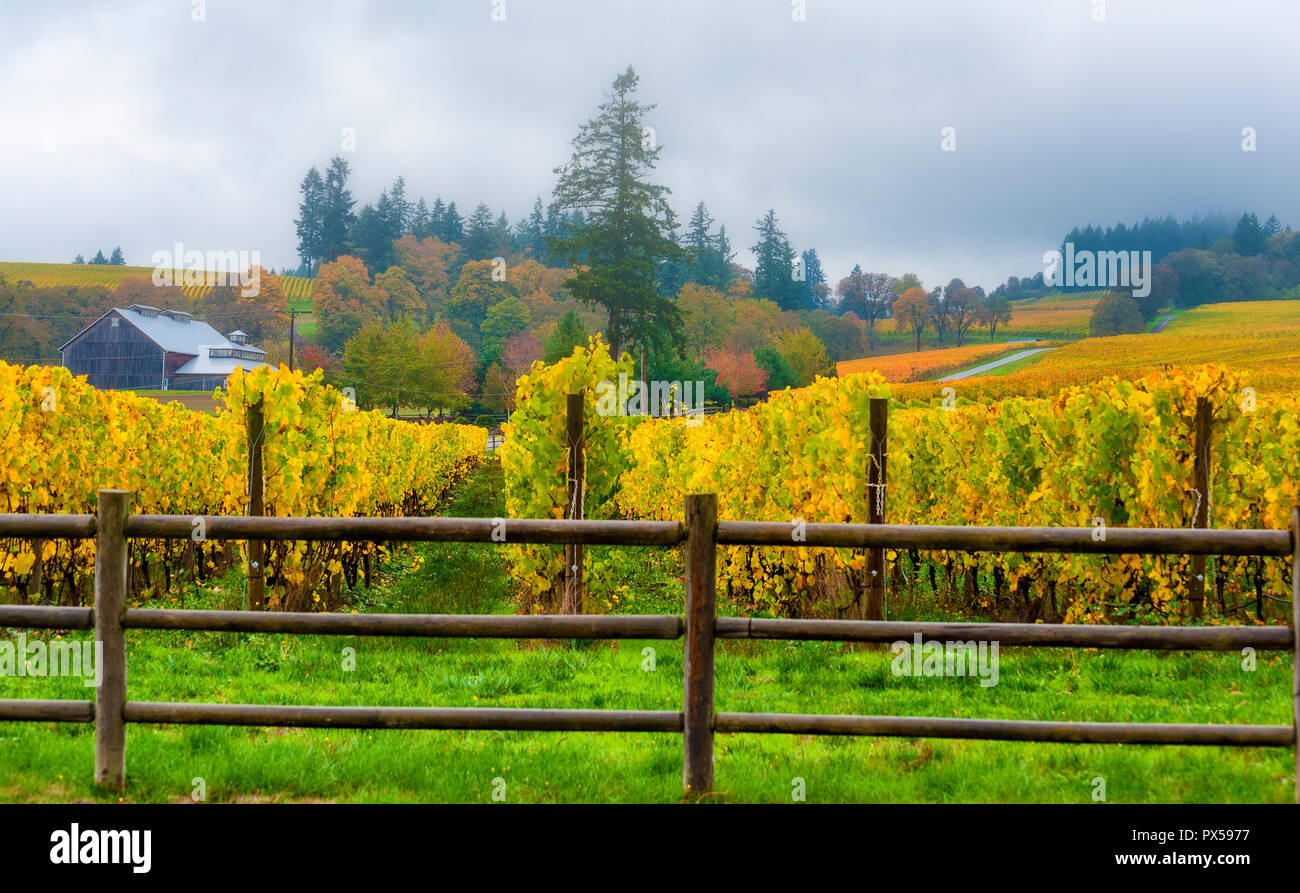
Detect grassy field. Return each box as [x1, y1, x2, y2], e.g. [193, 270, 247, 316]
[1, 459, 1291, 804]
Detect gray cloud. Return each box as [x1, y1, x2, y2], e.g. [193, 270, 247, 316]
[2, 0, 1297, 291]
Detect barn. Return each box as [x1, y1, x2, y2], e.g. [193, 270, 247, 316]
[59, 304, 270, 391]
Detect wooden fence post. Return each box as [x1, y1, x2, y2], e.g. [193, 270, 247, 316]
[247, 399, 265, 611]
[94, 489, 130, 789]
[1188, 397, 1211, 620]
[562, 393, 584, 615]
[864, 397, 889, 620]
[1291, 506, 1299, 804]
[683, 493, 718, 795]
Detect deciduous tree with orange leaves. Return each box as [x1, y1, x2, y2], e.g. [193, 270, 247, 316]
[705, 346, 768, 401]
[314, 255, 381, 352]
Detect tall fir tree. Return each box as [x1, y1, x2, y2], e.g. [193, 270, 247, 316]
[799, 248, 827, 308]
[751, 209, 802, 310]
[442, 201, 464, 244]
[520, 196, 548, 261]
[1232, 211, 1267, 256]
[295, 166, 327, 275]
[320, 155, 357, 263]
[462, 203, 499, 261]
[411, 197, 431, 239]
[430, 197, 448, 239]
[550, 66, 685, 356]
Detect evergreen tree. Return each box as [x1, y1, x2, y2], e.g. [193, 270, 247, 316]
[543, 204, 566, 262]
[320, 156, 357, 263]
[109, 246, 125, 265]
[550, 66, 686, 356]
[462, 203, 499, 261]
[411, 197, 431, 239]
[685, 201, 714, 253]
[91, 250, 108, 265]
[799, 248, 827, 308]
[755, 344, 797, 391]
[681, 201, 731, 289]
[346, 177, 411, 273]
[520, 197, 548, 261]
[429, 197, 448, 238]
[385, 176, 412, 237]
[751, 209, 802, 310]
[543, 310, 590, 363]
[347, 201, 389, 272]
[441, 201, 464, 244]
[1232, 212, 1267, 256]
[494, 211, 513, 255]
[295, 165, 327, 275]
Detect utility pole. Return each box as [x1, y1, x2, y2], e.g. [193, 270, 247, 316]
[288, 308, 297, 372]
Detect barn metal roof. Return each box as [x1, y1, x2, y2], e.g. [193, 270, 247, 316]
[172, 349, 270, 376]
[59, 306, 267, 358]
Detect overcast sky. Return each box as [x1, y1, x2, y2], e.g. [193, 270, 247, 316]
[2, 0, 1297, 291]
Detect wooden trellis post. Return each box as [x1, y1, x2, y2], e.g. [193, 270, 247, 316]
[247, 399, 265, 611]
[864, 397, 889, 620]
[562, 393, 584, 614]
[1188, 398, 1211, 620]
[1291, 507, 1299, 804]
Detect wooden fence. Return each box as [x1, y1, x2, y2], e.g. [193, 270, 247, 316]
[0, 491, 1297, 799]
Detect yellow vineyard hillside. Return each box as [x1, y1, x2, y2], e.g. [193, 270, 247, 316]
[873, 290, 1104, 340]
[891, 300, 1300, 402]
[0, 260, 315, 304]
[836, 342, 1027, 381]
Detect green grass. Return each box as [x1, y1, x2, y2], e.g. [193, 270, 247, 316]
[0, 460, 1292, 803]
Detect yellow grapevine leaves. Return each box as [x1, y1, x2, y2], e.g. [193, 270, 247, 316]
[0, 361, 482, 610]
[499, 336, 636, 612]
[506, 355, 1297, 623]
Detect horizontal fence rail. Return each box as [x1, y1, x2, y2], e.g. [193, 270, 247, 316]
[121, 609, 683, 639]
[0, 514, 95, 539]
[0, 699, 95, 723]
[0, 605, 93, 630]
[715, 617, 1295, 650]
[123, 703, 684, 733]
[714, 713, 1297, 747]
[125, 515, 687, 545]
[2, 511, 1289, 554]
[0, 491, 1296, 801]
[716, 520, 1294, 556]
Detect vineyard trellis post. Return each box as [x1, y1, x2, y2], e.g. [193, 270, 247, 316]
[94, 489, 129, 789]
[246, 399, 265, 611]
[562, 393, 584, 614]
[1188, 397, 1212, 620]
[1292, 506, 1299, 803]
[683, 493, 718, 794]
[864, 397, 889, 621]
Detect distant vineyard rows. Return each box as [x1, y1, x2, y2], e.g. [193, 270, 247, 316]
[0, 261, 315, 305]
